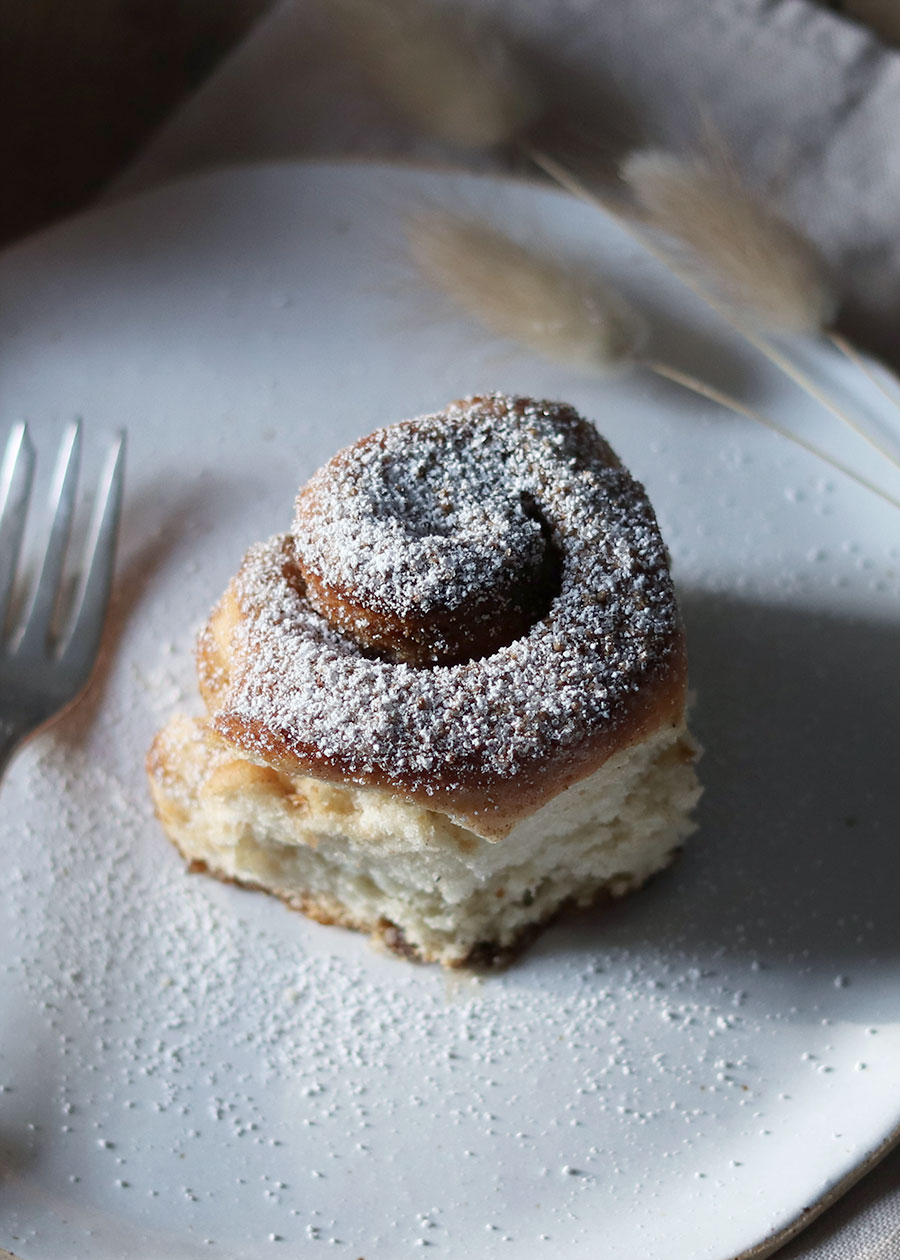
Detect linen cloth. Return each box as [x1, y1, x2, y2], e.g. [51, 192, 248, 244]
[111, 2, 900, 1255]
[114, 0, 900, 366]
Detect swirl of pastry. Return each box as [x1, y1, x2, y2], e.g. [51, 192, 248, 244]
[199, 395, 687, 838]
[293, 395, 572, 665]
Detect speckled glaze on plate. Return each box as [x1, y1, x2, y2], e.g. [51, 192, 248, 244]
[0, 163, 898, 1260]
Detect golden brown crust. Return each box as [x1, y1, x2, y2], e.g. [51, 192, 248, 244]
[197, 554, 687, 841]
[212, 665, 686, 835]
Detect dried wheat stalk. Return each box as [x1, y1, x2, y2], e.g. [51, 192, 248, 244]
[620, 149, 900, 471]
[331, 0, 900, 501]
[409, 210, 645, 369]
[408, 209, 900, 510]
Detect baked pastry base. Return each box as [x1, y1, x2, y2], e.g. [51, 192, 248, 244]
[149, 715, 701, 968]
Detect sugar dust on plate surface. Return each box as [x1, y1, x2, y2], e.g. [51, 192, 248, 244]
[0, 633, 891, 1254]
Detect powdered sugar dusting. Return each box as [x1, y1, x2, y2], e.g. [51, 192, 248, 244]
[295, 397, 563, 618]
[220, 396, 681, 808]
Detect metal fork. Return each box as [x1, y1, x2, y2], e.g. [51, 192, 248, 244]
[0, 421, 125, 779]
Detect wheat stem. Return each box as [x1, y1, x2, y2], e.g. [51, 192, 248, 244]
[828, 330, 900, 441]
[745, 330, 900, 473]
[643, 359, 900, 511]
[521, 142, 606, 208]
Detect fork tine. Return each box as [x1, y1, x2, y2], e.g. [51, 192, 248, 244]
[0, 422, 36, 631]
[59, 430, 125, 680]
[20, 421, 82, 647]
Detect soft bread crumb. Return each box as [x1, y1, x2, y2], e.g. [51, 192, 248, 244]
[149, 714, 701, 968]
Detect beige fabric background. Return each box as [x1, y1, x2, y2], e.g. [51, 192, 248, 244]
[115, 0, 900, 369]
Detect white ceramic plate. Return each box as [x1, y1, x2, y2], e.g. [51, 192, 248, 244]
[1, 163, 898, 1260]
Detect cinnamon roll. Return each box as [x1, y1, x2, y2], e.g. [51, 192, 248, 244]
[148, 395, 700, 967]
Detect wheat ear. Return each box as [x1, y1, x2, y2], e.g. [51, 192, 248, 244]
[408, 210, 645, 369]
[621, 150, 900, 473]
[621, 150, 835, 333]
[331, 2, 899, 499]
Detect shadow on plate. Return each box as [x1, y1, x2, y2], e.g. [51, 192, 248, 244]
[527, 589, 900, 995]
[0, 1008, 58, 1196]
[47, 472, 246, 749]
